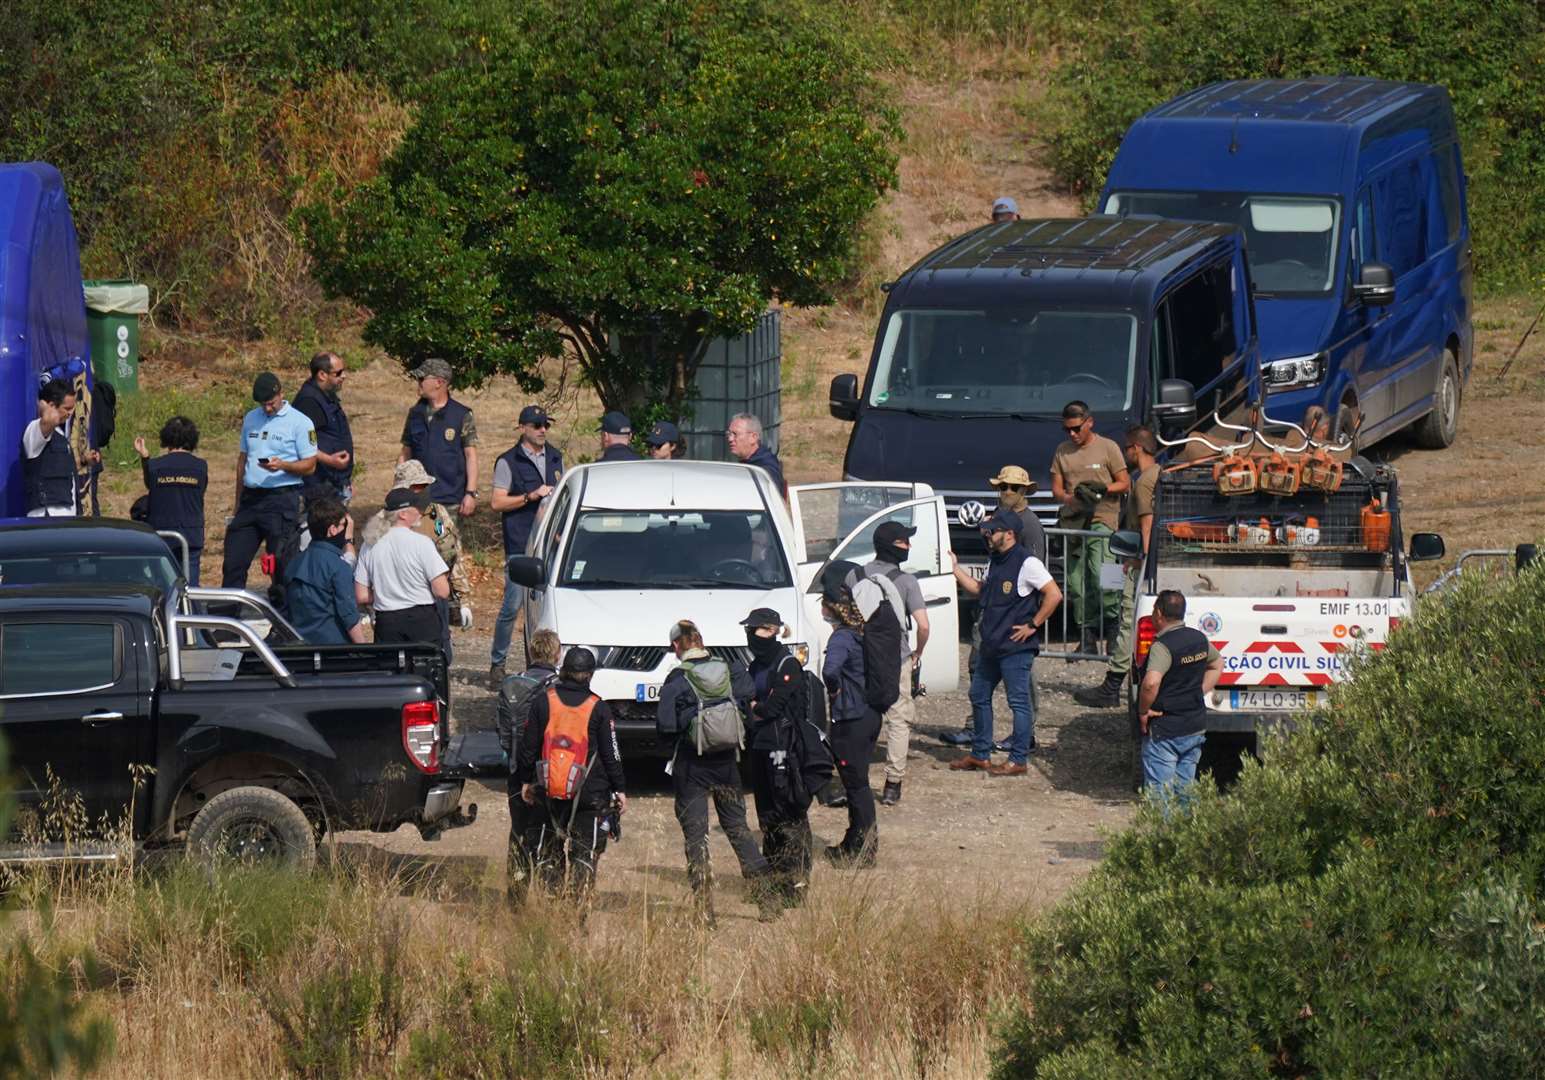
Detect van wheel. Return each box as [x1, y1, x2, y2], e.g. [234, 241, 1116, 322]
[1332, 397, 1360, 451]
[186, 786, 318, 870]
[1412, 352, 1460, 449]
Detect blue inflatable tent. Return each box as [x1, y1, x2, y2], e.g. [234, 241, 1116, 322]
[0, 163, 92, 517]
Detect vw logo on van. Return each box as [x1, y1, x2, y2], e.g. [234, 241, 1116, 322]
[957, 501, 988, 527]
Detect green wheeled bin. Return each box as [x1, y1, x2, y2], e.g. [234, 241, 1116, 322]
[83, 280, 150, 394]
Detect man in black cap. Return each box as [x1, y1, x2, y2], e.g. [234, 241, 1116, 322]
[861, 521, 930, 806]
[598, 411, 640, 461]
[741, 606, 813, 908]
[222, 372, 317, 607]
[645, 420, 684, 459]
[398, 357, 479, 520]
[489, 404, 564, 686]
[354, 486, 451, 645]
[948, 508, 1062, 776]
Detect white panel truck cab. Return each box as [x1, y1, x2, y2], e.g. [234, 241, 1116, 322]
[505, 461, 958, 756]
[1119, 395, 1446, 786]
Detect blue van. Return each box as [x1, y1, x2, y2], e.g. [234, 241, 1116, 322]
[1100, 77, 1471, 449]
[829, 216, 1259, 570]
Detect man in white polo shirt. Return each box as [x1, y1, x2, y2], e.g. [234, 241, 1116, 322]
[355, 487, 451, 646]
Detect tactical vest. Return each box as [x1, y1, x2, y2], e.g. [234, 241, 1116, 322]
[1150, 625, 1210, 737]
[22, 426, 74, 511]
[294, 380, 354, 495]
[145, 453, 207, 549]
[979, 543, 1040, 659]
[404, 398, 471, 506]
[498, 442, 563, 555]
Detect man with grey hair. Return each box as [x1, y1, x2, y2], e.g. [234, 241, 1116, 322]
[726, 413, 785, 496]
[355, 487, 451, 646]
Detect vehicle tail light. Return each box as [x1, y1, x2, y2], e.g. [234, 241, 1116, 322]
[1135, 615, 1156, 668]
[402, 701, 440, 774]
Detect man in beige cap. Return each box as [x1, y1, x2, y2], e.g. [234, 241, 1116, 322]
[362, 459, 472, 628]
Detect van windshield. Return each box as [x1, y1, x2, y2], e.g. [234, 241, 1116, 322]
[559, 509, 792, 589]
[866, 307, 1138, 416]
[1105, 192, 1340, 295]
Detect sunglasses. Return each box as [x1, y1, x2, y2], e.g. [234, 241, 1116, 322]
[1063, 418, 1089, 433]
[527, 420, 551, 429]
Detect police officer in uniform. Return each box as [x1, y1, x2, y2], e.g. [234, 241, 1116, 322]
[222, 372, 316, 607]
[490, 405, 564, 686]
[1135, 589, 1223, 804]
[598, 411, 640, 461]
[21, 381, 78, 517]
[399, 358, 477, 639]
[134, 417, 207, 584]
[293, 351, 353, 503]
[645, 420, 684, 459]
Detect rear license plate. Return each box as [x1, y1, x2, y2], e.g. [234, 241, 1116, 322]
[1230, 689, 1319, 711]
[963, 562, 989, 582]
[635, 683, 661, 702]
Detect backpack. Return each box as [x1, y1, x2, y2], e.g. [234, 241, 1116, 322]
[861, 601, 903, 713]
[538, 689, 593, 800]
[497, 668, 558, 762]
[789, 669, 836, 805]
[93, 380, 118, 449]
[680, 658, 746, 755]
[878, 564, 915, 633]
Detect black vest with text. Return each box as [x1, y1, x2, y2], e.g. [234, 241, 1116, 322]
[294, 380, 354, 496]
[1150, 625, 1211, 738]
[145, 453, 208, 550]
[404, 398, 471, 505]
[22, 426, 74, 511]
[979, 543, 1040, 659]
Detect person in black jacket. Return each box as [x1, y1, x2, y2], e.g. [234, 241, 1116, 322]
[515, 647, 626, 899]
[499, 628, 562, 894]
[657, 619, 775, 924]
[134, 417, 207, 584]
[820, 572, 882, 868]
[741, 607, 813, 907]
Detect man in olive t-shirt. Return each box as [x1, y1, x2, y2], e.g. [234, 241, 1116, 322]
[1050, 401, 1129, 653]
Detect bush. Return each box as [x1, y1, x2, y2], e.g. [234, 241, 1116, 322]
[1032, 0, 1545, 289]
[996, 560, 1545, 1075]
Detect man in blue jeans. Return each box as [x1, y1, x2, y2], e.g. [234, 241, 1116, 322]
[1136, 589, 1224, 806]
[489, 405, 564, 687]
[948, 509, 1063, 776]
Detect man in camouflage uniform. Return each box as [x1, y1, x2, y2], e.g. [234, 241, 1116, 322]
[362, 460, 473, 629]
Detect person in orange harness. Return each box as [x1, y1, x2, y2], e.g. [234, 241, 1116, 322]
[515, 647, 626, 899]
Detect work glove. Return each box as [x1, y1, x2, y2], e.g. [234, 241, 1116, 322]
[458, 605, 473, 630]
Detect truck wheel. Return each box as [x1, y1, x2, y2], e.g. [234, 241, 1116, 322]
[186, 786, 318, 870]
[1412, 351, 1460, 449]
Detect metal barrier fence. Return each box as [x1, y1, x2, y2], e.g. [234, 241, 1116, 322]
[1423, 545, 1539, 595]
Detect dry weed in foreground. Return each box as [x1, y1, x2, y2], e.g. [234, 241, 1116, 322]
[11, 852, 1035, 1078]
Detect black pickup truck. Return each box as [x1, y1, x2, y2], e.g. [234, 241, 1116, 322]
[0, 581, 475, 867]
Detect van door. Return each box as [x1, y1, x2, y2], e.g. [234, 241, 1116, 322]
[521, 478, 576, 641]
[1334, 188, 1384, 429]
[793, 494, 960, 694]
[787, 482, 928, 573]
[1366, 159, 1438, 436]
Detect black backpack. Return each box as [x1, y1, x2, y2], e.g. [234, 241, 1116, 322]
[497, 668, 558, 764]
[861, 600, 903, 713]
[93, 380, 118, 448]
[786, 668, 836, 808]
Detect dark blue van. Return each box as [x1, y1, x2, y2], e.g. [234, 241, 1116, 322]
[829, 216, 1259, 568]
[1100, 77, 1471, 450]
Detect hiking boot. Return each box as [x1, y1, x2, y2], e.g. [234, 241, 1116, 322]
[987, 761, 1029, 777]
[949, 755, 992, 771]
[825, 843, 877, 870]
[750, 876, 784, 922]
[488, 661, 506, 691]
[1074, 670, 1125, 709]
[939, 727, 973, 747]
[879, 781, 902, 806]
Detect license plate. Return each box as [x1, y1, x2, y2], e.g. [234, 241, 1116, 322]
[1229, 689, 1319, 711]
[963, 562, 989, 582]
[634, 683, 661, 702]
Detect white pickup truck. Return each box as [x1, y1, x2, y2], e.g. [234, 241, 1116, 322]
[1124, 458, 1445, 782]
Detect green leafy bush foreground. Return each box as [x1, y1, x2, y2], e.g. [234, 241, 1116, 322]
[996, 560, 1545, 1076]
[1035, 0, 1545, 290]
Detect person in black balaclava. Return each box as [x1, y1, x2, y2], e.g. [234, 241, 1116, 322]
[860, 521, 929, 806]
[741, 607, 813, 908]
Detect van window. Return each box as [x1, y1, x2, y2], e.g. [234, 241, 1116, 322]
[1352, 190, 1377, 270]
[1373, 160, 1426, 278]
[1155, 261, 1245, 419]
[1434, 146, 1463, 247]
[866, 307, 1138, 417]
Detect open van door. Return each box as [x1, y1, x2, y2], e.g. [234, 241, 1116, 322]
[787, 482, 932, 571]
[788, 486, 958, 694]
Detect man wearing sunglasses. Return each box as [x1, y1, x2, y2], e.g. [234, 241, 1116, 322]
[1051, 401, 1129, 655]
[490, 405, 564, 687]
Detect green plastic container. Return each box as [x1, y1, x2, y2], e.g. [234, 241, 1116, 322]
[83, 279, 150, 394]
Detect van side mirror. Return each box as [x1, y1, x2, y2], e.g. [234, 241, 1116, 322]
[1408, 533, 1445, 562]
[1151, 378, 1197, 434]
[1354, 262, 1395, 307]
[507, 555, 547, 588]
[1109, 529, 1143, 561]
[829, 374, 859, 422]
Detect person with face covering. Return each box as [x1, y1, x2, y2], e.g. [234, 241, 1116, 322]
[283, 495, 364, 644]
[821, 572, 881, 866]
[861, 522, 930, 806]
[741, 607, 813, 908]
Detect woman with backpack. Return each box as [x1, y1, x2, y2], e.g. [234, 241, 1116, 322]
[821, 576, 881, 868]
[742, 607, 816, 907]
[657, 619, 777, 924]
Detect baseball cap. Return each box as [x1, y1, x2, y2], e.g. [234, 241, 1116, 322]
[384, 486, 432, 512]
[393, 459, 436, 487]
[408, 358, 452, 382]
[600, 410, 632, 436]
[561, 646, 597, 675]
[739, 607, 783, 628]
[519, 404, 552, 426]
[983, 508, 1024, 536]
[645, 420, 681, 447]
[874, 521, 917, 546]
[820, 559, 862, 603]
[988, 465, 1036, 491]
[252, 372, 281, 402]
[991, 196, 1019, 216]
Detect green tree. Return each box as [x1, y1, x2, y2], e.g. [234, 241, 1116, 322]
[301, 0, 900, 411]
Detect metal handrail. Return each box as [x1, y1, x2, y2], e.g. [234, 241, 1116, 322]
[155, 529, 190, 578]
[167, 613, 297, 688]
[185, 586, 302, 642]
[1157, 408, 1354, 460]
[1422, 549, 1514, 595]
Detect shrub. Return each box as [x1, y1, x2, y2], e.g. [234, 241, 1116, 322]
[995, 559, 1545, 1075]
[1031, 0, 1545, 289]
